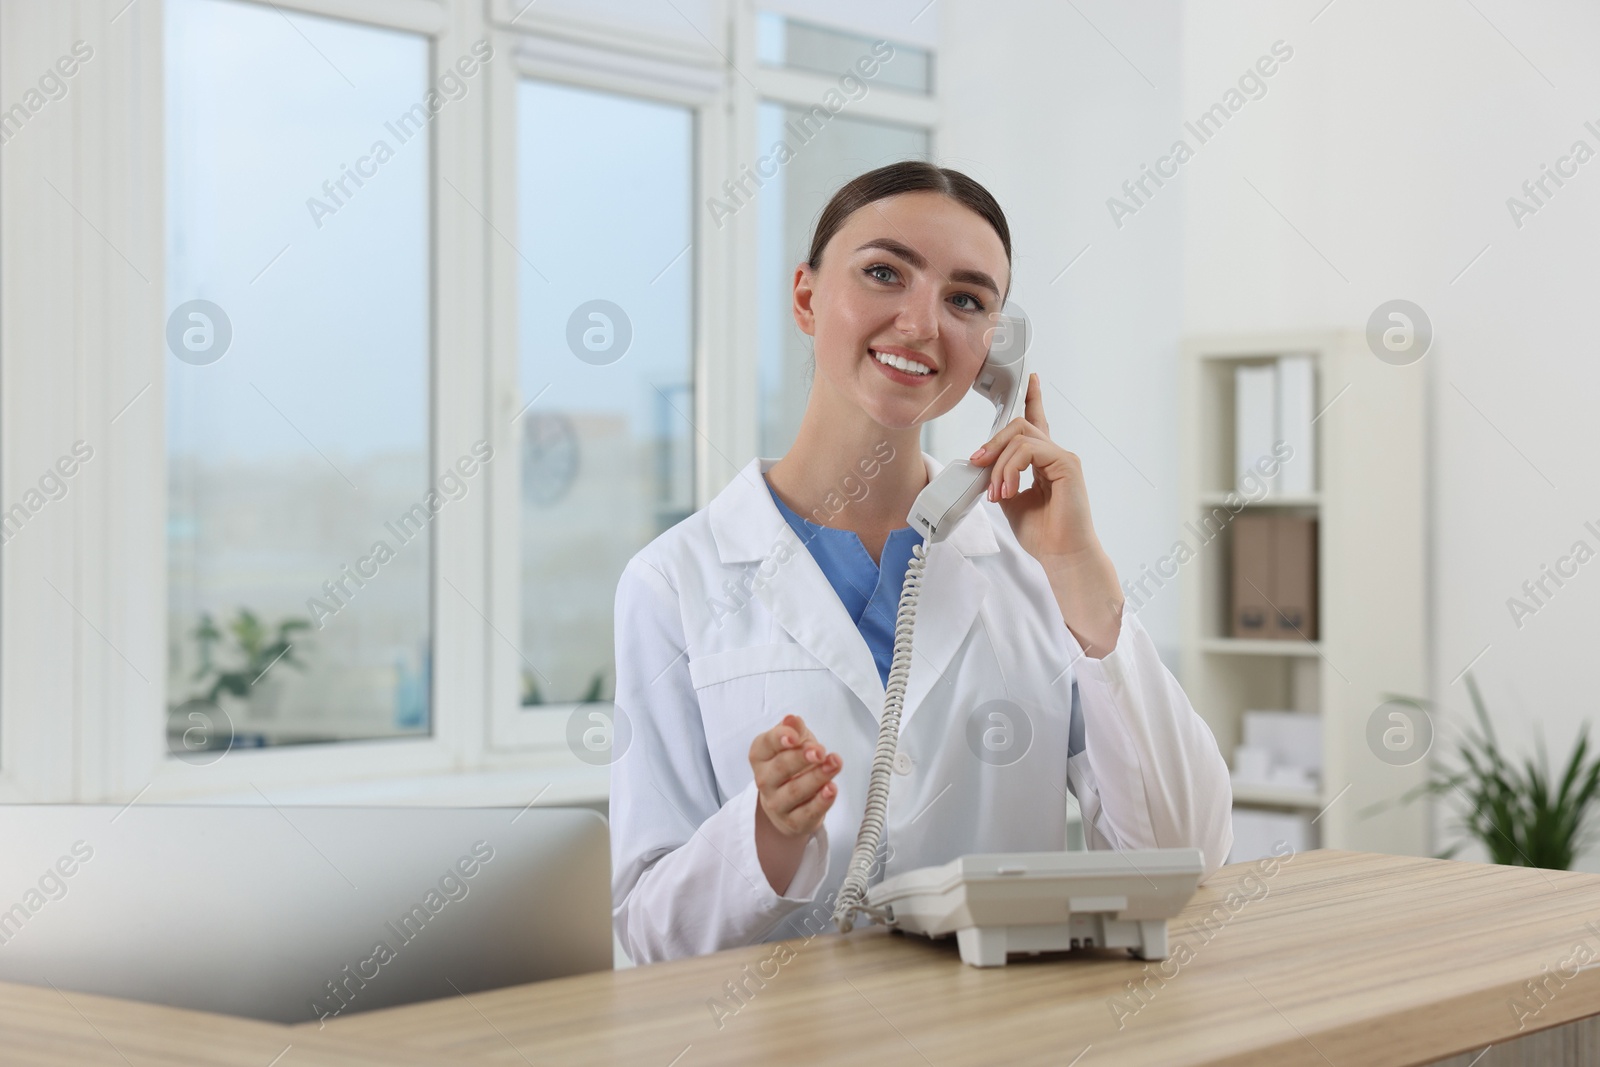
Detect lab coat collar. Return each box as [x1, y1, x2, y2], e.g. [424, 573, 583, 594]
[708, 452, 999, 563]
[708, 453, 998, 730]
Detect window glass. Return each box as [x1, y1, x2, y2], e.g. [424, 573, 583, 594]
[165, 0, 432, 749]
[516, 80, 694, 708]
[756, 11, 934, 94]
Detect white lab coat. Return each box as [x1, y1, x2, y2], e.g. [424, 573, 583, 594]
[610, 452, 1233, 965]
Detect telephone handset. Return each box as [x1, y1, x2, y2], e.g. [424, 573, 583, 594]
[906, 302, 1030, 544]
[831, 302, 1206, 965]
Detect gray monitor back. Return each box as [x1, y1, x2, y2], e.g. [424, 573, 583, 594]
[0, 804, 611, 1024]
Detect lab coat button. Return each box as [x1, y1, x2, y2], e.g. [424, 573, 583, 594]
[892, 751, 913, 775]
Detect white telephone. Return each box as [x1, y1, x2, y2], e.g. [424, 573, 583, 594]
[830, 301, 1205, 966]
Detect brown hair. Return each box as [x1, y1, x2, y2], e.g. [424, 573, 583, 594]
[805, 160, 1012, 302]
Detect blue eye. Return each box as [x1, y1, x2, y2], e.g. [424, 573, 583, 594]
[863, 263, 985, 312]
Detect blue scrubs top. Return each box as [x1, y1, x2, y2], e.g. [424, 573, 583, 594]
[764, 476, 922, 688]
[763, 474, 1086, 757]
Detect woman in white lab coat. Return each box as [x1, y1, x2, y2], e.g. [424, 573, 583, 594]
[610, 161, 1232, 965]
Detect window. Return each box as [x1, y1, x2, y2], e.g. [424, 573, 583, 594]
[756, 11, 934, 94]
[164, 0, 432, 749]
[2, 0, 936, 798]
[515, 80, 694, 709]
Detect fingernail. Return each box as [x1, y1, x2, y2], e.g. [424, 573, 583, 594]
[807, 748, 819, 761]
[970, 446, 985, 460]
[782, 736, 793, 746]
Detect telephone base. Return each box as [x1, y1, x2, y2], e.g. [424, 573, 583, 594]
[864, 848, 1204, 968]
[933, 918, 1169, 967]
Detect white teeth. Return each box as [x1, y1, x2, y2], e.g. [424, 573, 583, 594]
[872, 349, 931, 376]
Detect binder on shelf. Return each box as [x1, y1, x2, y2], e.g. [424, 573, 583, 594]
[1273, 515, 1318, 639]
[1234, 363, 1277, 496]
[1229, 514, 1319, 640]
[1276, 353, 1316, 495]
[1230, 514, 1276, 637]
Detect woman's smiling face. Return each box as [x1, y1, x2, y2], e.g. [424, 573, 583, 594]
[793, 190, 1011, 431]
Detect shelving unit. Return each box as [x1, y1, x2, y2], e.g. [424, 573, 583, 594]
[1178, 331, 1429, 857]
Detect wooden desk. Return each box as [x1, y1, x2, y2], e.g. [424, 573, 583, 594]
[0, 977, 450, 1065]
[309, 850, 1600, 1066]
[5, 850, 1598, 1065]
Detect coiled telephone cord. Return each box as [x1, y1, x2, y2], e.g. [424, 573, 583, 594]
[832, 540, 930, 933]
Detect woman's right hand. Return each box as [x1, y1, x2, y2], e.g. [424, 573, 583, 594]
[749, 713, 841, 838]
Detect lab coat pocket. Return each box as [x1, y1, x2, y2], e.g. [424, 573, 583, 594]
[689, 643, 826, 790]
[760, 653, 855, 753]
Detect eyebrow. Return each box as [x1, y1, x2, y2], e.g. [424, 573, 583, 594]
[853, 237, 1001, 298]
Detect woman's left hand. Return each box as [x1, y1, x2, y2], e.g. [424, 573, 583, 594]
[969, 373, 1127, 657]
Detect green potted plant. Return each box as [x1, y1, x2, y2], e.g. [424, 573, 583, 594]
[521, 667, 608, 706]
[1358, 671, 1600, 870]
[189, 608, 313, 720]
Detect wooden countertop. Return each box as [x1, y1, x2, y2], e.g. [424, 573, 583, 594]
[5, 850, 1598, 1065]
[306, 849, 1600, 1065]
[0, 977, 448, 1065]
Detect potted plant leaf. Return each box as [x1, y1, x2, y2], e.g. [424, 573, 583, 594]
[190, 608, 313, 721]
[1358, 671, 1600, 870]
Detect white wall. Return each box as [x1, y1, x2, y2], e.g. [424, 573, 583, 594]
[943, 0, 1600, 869]
[936, 0, 1186, 668]
[1181, 0, 1600, 867]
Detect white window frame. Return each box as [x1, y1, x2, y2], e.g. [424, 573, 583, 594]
[0, 0, 106, 803]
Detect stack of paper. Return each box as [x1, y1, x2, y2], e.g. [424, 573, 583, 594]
[1232, 710, 1322, 794]
[1228, 808, 1315, 864]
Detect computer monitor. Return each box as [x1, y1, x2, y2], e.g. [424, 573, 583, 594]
[0, 803, 611, 1025]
